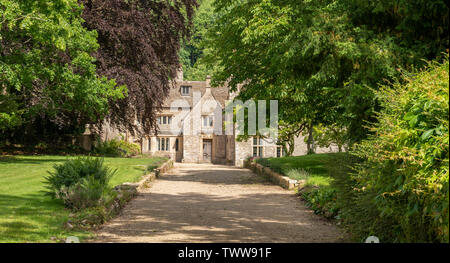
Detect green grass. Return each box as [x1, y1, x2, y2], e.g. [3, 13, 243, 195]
[256, 152, 348, 188]
[0, 155, 166, 243]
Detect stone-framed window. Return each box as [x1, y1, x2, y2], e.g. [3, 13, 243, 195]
[277, 146, 286, 158]
[181, 86, 191, 96]
[253, 136, 264, 157]
[148, 138, 151, 151]
[202, 115, 214, 128]
[157, 115, 172, 125]
[157, 137, 170, 151]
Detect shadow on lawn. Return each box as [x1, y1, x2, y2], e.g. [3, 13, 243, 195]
[0, 156, 67, 165]
[257, 153, 349, 179]
[0, 193, 65, 218]
[0, 193, 70, 241]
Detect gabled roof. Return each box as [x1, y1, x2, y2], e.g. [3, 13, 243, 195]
[162, 80, 229, 108]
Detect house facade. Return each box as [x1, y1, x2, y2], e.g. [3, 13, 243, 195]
[140, 74, 339, 167]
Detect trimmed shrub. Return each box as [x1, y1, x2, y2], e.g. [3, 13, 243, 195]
[44, 157, 117, 200]
[65, 185, 138, 229]
[57, 175, 113, 210]
[302, 188, 339, 219]
[351, 58, 449, 242]
[94, 139, 141, 157]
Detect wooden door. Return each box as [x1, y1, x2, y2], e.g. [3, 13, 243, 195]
[203, 140, 212, 162]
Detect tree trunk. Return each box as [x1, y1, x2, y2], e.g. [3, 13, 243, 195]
[307, 123, 315, 154]
[288, 136, 295, 156]
[282, 135, 295, 157]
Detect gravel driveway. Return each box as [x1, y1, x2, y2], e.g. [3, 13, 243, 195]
[94, 163, 345, 243]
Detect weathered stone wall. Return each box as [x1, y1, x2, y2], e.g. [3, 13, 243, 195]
[100, 121, 123, 142]
[141, 137, 149, 153]
[234, 134, 341, 167]
[183, 135, 201, 163]
[264, 144, 277, 158]
[292, 135, 340, 156]
[226, 135, 235, 164]
[244, 161, 300, 190]
[123, 76, 342, 166]
[213, 135, 227, 164]
[143, 136, 177, 160]
[77, 135, 94, 151]
[235, 137, 252, 167]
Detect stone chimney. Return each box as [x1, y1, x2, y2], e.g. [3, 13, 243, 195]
[206, 75, 211, 88]
[175, 67, 183, 82]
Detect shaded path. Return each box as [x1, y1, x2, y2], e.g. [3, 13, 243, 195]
[94, 163, 345, 242]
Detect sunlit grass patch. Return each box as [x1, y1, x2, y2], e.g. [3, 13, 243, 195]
[0, 155, 166, 242]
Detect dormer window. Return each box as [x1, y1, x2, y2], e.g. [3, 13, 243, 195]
[157, 115, 172, 125]
[181, 86, 191, 96]
[202, 115, 214, 128]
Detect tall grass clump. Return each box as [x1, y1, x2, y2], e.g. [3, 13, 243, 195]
[286, 168, 310, 180]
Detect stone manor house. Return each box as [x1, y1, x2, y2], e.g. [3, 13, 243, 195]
[127, 73, 338, 167]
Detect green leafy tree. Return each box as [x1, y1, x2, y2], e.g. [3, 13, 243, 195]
[206, 0, 396, 145]
[342, 0, 449, 62]
[0, 0, 124, 143]
[313, 124, 348, 152]
[277, 121, 307, 156]
[206, 0, 448, 145]
[339, 0, 449, 142]
[180, 0, 219, 80]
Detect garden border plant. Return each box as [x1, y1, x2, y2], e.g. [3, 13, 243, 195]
[250, 153, 346, 220]
[44, 156, 172, 231]
[346, 58, 449, 243]
[289, 58, 449, 243]
[93, 138, 141, 158]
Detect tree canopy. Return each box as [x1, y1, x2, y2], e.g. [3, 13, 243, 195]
[0, 0, 124, 144]
[1, 0, 198, 145]
[179, 0, 220, 80]
[205, 0, 449, 144]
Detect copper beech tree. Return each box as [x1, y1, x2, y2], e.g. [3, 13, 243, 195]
[81, 0, 198, 135]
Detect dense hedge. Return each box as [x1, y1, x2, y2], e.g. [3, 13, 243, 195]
[349, 58, 449, 242]
[94, 139, 141, 157]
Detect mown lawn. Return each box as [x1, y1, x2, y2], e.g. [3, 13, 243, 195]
[256, 152, 348, 188]
[0, 155, 166, 243]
